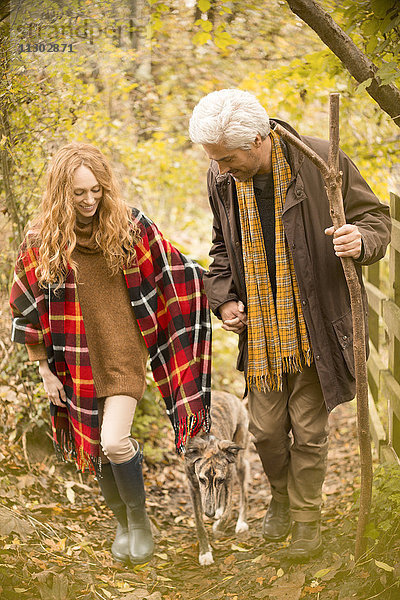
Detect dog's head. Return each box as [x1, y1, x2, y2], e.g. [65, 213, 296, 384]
[185, 436, 241, 518]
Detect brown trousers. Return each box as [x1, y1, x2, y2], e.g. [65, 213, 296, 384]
[248, 362, 329, 522]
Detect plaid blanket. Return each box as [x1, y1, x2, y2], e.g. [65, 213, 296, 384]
[10, 208, 211, 472]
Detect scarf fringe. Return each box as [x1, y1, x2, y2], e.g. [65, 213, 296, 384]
[248, 350, 314, 393]
[53, 428, 101, 476]
[282, 349, 313, 374]
[175, 407, 211, 454]
[248, 373, 282, 393]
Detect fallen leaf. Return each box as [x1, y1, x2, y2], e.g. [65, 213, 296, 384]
[0, 506, 34, 541]
[252, 554, 265, 563]
[119, 591, 149, 600]
[174, 515, 185, 523]
[313, 567, 332, 578]
[37, 574, 70, 600]
[154, 552, 168, 560]
[303, 585, 324, 594]
[16, 474, 36, 489]
[231, 543, 250, 552]
[66, 486, 75, 504]
[43, 538, 67, 552]
[374, 560, 394, 572]
[269, 572, 305, 600]
[253, 590, 272, 599]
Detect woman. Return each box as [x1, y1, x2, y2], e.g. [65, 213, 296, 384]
[10, 142, 211, 565]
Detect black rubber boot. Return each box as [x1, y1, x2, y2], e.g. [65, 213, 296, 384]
[97, 462, 129, 562]
[111, 442, 154, 564]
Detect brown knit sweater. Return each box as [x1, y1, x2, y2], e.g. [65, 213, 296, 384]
[26, 217, 148, 400]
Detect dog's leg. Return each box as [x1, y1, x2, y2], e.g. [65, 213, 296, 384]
[212, 474, 233, 535]
[235, 449, 250, 533]
[186, 472, 214, 565]
[233, 417, 250, 534]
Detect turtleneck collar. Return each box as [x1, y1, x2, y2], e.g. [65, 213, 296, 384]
[74, 213, 101, 254]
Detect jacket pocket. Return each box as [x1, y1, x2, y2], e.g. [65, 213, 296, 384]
[332, 310, 355, 378]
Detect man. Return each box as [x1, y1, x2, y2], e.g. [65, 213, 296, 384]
[189, 89, 391, 559]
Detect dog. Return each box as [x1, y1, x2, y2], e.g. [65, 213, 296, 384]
[184, 390, 250, 565]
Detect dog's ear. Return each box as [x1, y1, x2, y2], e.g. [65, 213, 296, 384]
[218, 440, 242, 463]
[185, 437, 208, 463]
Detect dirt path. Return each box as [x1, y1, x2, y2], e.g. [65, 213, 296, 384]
[1, 396, 373, 600]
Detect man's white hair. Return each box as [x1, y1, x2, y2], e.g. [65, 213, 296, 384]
[189, 88, 270, 150]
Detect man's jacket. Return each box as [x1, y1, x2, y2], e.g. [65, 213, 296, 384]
[203, 120, 391, 413]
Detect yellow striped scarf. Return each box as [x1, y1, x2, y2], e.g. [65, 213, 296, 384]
[235, 129, 312, 392]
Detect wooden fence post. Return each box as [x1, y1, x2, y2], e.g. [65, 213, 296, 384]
[387, 192, 400, 458]
[365, 191, 400, 465]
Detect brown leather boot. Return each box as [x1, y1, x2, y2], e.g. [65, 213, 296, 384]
[262, 498, 291, 541]
[289, 521, 322, 559]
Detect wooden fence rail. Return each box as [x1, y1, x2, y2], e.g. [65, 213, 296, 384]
[365, 191, 400, 464]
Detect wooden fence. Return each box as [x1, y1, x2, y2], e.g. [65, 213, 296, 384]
[365, 191, 400, 464]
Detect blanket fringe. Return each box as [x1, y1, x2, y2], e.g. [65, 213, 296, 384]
[53, 428, 101, 476]
[175, 408, 211, 454]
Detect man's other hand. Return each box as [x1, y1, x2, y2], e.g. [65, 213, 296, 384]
[220, 300, 248, 334]
[325, 223, 362, 259]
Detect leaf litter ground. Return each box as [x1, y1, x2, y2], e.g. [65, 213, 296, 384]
[2, 389, 398, 600]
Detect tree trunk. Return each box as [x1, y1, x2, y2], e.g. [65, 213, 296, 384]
[194, 0, 216, 25]
[129, 0, 139, 50]
[284, 0, 400, 128]
[274, 93, 373, 561]
[0, 34, 24, 246]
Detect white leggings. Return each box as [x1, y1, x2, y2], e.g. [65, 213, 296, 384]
[98, 395, 137, 464]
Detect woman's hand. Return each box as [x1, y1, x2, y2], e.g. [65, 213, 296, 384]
[38, 360, 67, 406]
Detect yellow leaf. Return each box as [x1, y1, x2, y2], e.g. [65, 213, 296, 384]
[201, 20, 213, 32]
[198, 0, 211, 12]
[174, 516, 184, 523]
[314, 567, 332, 578]
[231, 543, 250, 552]
[277, 568, 284, 577]
[83, 544, 95, 557]
[252, 554, 264, 563]
[215, 31, 236, 50]
[375, 560, 394, 572]
[66, 486, 75, 504]
[192, 31, 211, 46]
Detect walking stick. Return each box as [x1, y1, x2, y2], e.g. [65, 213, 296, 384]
[274, 93, 372, 560]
